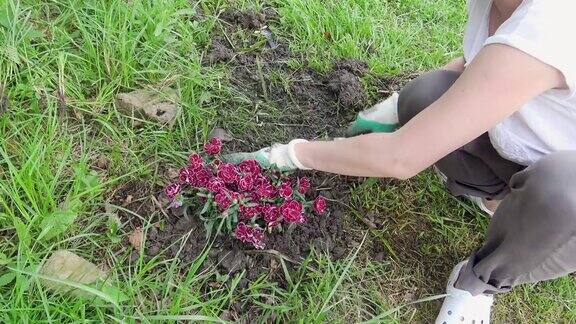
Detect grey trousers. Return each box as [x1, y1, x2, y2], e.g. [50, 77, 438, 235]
[398, 70, 576, 295]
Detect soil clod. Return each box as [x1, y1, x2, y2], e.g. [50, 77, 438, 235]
[206, 37, 235, 64]
[328, 67, 367, 108]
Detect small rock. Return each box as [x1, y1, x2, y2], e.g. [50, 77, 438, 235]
[220, 310, 235, 321]
[209, 249, 220, 258]
[218, 249, 245, 273]
[0, 86, 9, 116]
[165, 168, 179, 180]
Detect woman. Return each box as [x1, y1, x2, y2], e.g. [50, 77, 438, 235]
[229, 1, 576, 322]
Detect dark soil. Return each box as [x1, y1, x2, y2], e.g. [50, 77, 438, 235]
[201, 10, 404, 147]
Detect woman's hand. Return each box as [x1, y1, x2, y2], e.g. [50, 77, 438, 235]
[223, 139, 310, 171]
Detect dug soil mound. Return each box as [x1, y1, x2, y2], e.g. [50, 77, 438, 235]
[110, 6, 410, 311]
[201, 9, 403, 146]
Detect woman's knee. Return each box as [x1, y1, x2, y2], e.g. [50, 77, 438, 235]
[513, 151, 576, 217]
[397, 69, 461, 125]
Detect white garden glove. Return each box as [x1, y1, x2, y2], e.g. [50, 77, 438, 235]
[346, 92, 399, 137]
[224, 139, 310, 171]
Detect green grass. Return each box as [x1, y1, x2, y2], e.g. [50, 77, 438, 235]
[1, 0, 575, 322]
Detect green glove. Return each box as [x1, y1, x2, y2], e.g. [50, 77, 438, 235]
[223, 139, 310, 171]
[346, 92, 399, 137]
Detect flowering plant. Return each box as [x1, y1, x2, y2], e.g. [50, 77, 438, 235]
[164, 138, 328, 249]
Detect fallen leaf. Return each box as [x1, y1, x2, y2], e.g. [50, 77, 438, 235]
[208, 127, 234, 142]
[123, 195, 133, 206]
[39, 250, 107, 295]
[128, 227, 143, 251]
[116, 88, 180, 126]
[323, 31, 332, 41]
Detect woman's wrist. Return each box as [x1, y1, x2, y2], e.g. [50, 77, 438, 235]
[292, 140, 316, 170]
[288, 139, 312, 170]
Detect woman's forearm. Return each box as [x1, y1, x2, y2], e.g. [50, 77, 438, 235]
[293, 45, 564, 180]
[295, 133, 411, 179]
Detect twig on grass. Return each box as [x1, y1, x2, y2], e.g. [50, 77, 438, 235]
[150, 195, 169, 219]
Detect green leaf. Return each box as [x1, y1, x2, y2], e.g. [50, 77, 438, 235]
[153, 22, 164, 37]
[38, 208, 77, 241]
[0, 7, 9, 29]
[0, 252, 10, 265]
[199, 196, 212, 215]
[13, 217, 30, 249]
[24, 28, 44, 41]
[0, 272, 16, 287]
[203, 221, 214, 240]
[107, 213, 121, 235]
[226, 212, 232, 232]
[174, 8, 196, 17]
[99, 284, 129, 304]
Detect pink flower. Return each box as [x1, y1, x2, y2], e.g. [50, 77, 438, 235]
[194, 168, 212, 188]
[188, 153, 205, 171]
[313, 196, 327, 215]
[235, 223, 265, 249]
[214, 192, 231, 211]
[255, 182, 276, 199]
[278, 181, 293, 198]
[249, 192, 261, 203]
[298, 177, 310, 195]
[207, 178, 225, 193]
[164, 183, 181, 199]
[254, 174, 269, 187]
[281, 200, 303, 223]
[203, 138, 222, 155]
[262, 205, 280, 224]
[238, 174, 255, 192]
[214, 190, 238, 211]
[239, 160, 261, 176]
[218, 163, 239, 184]
[179, 167, 195, 184]
[239, 205, 260, 220]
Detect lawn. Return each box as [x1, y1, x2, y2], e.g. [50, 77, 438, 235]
[1, 0, 575, 322]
